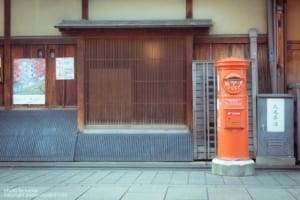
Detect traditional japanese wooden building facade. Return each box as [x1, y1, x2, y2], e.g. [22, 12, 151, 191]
[0, 0, 299, 161]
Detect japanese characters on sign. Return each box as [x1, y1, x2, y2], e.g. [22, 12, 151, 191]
[56, 57, 74, 80]
[224, 77, 243, 94]
[267, 99, 285, 132]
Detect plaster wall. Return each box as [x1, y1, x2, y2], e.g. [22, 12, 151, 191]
[9, 0, 267, 36]
[11, 0, 81, 36]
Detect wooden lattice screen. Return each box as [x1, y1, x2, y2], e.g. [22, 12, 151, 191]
[84, 38, 186, 125]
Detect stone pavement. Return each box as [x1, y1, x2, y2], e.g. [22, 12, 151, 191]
[0, 166, 299, 200]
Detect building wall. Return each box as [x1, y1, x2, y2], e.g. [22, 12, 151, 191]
[8, 0, 267, 36]
[0, 0, 3, 36]
[193, 0, 267, 34]
[89, 0, 186, 20]
[11, 0, 81, 36]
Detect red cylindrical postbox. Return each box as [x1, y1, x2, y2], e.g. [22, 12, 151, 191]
[215, 58, 250, 160]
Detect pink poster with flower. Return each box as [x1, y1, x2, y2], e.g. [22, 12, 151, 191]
[13, 58, 46, 104]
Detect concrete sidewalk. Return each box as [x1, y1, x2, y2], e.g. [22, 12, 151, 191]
[0, 166, 299, 200]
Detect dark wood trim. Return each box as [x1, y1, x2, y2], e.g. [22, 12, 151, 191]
[4, 0, 11, 109]
[195, 35, 268, 44]
[60, 28, 209, 38]
[82, 0, 89, 20]
[10, 36, 77, 45]
[46, 45, 58, 108]
[186, 0, 193, 19]
[77, 37, 85, 132]
[4, 0, 10, 39]
[186, 35, 193, 130]
[288, 40, 300, 50]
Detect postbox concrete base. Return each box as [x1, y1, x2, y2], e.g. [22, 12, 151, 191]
[212, 158, 255, 176]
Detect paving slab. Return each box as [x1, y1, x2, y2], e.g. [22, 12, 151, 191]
[247, 188, 297, 200]
[165, 186, 207, 200]
[0, 167, 299, 200]
[208, 186, 251, 200]
[78, 185, 129, 200]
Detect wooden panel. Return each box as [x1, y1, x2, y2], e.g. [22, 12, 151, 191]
[231, 44, 249, 58]
[46, 44, 77, 107]
[10, 43, 77, 108]
[193, 36, 270, 93]
[212, 44, 231, 60]
[286, 49, 300, 85]
[64, 45, 77, 106]
[85, 38, 186, 125]
[88, 68, 132, 123]
[257, 44, 272, 93]
[194, 44, 211, 60]
[11, 46, 26, 60]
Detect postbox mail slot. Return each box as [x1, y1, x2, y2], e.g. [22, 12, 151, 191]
[224, 109, 245, 128]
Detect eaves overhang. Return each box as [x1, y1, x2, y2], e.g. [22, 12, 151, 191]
[55, 19, 213, 30]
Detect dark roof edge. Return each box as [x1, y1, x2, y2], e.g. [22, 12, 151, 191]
[55, 19, 213, 29]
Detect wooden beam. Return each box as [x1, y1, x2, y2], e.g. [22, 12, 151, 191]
[82, 0, 89, 20]
[186, 0, 193, 19]
[11, 37, 77, 45]
[4, 0, 11, 109]
[195, 35, 268, 44]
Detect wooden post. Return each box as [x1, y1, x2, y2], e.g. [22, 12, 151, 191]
[276, 0, 285, 93]
[4, 0, 11, 109]
[186, 0, 193, 19]
[77, 37, 85, 132]
[47, 45, 58, 108]
[82, 0, 89, 20]
[186, 35, 193, 130]
[249, 28, 258, 157]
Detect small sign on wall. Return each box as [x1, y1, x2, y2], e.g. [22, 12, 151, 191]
[267, 98, 284, 132]
[56, 57, 74, 80]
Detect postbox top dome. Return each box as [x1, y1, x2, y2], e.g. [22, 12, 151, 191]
[215, 57, 250, 68]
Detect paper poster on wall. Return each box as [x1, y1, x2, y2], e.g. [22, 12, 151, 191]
[56, 57, 74, 80]
[13, 58, 46, 104]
